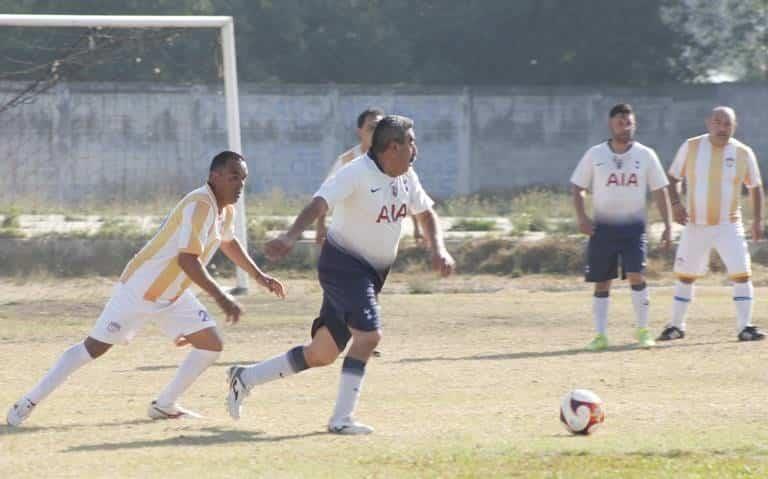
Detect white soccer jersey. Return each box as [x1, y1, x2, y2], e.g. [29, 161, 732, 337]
[315, 154, 434, 272]
[119, 184, 235, 303]
[668, 134, 762, 226]
[570, 141, 668, 225]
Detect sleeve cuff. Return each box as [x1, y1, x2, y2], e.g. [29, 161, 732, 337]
[410, 199, 435, 216]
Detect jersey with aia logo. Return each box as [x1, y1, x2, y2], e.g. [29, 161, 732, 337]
[605, 172, 639, 187]
[314, 154, 435, 271]
[376, 203, 409, 223]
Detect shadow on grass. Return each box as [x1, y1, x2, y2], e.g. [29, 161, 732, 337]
[132, 353, 383, 372]
[62, 427, 326, 452]
[131, 360, 258, 372]
[543, 446, 768, 458]
[397, 339, 726, 363]
[0, 418, 155, 435]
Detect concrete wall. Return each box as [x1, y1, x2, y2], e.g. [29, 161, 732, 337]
[1, 82, 766, 204]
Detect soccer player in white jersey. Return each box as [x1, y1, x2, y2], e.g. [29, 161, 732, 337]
[571, 104, 672, 351]
[227, 115, 455, 434]
[658, 106, 765, 342]
[315, 108, 422, 244]
[315, 108, 384, 244]
[6, 151, 286, 427]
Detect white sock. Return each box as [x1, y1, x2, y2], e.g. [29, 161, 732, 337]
[592, 294, 609, 335]
[154, 348, 220, 407]
[26, 342, 93, 404]
[330, 357, 366, 424]
[671, 281, 693, 330]
[733, 281, 754, 331]
[240, 346, 309, 389]
[631, 284, 650, 329]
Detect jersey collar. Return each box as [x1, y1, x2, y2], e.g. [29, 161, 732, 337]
[204, 182, 223, 214]
[606, 139, 634, 154]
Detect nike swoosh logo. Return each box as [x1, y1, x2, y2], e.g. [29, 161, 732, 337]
[370, 187, 381, 193]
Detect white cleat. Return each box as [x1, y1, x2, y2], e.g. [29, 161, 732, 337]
[226, 366, 249, 420]
[327, 418, 375, 435]
[147, 401, 203, 420]
[6, 398, 36, 427]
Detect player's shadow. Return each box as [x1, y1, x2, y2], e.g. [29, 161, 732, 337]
[132, 360, 256, 372]
[397, 339, 725, 363]
[62, 427, 325, 452]
[0, 418, 155, 435]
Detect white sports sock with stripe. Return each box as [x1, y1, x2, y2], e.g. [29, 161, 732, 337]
[592, 294, 609, 335]
[630, 284, 650, 329]
[240, 346, 309, 388]
[733, 281, 754, 331]
[670, 281, 693, 330]
[330, 357, 366, 424]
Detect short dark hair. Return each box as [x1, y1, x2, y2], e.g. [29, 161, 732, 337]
[209, 150, 245, 172]
[609, 103, 634, 118]
[371, 115, 414, 154]
[357, 107, 385, 129]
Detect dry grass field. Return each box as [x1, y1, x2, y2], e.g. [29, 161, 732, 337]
[1, 272, 767, 478]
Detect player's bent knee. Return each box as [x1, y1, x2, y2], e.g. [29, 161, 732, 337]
[675, 274, 696, 284]
[185, 327, 224, 351]
[84, 336, 112, 359]
[351, 329, 382, 352]
[202, 339, 223, 352]
[303, 345, 338, 367]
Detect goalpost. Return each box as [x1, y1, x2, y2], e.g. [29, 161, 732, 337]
[0, 14, 250, 293]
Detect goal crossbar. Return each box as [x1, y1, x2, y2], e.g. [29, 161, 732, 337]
[0, 14, 250, 292]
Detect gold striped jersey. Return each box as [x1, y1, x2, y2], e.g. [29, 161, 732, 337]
[326, 144, 363, 180]
[119, 184, 235, 303]
[669, 135, 762, 226]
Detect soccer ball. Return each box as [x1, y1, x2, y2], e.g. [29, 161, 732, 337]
[560, 389, 605, 435]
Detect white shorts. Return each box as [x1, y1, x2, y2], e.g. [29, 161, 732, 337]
[673, 223, 751, 280]
[89, 283, 216, 345]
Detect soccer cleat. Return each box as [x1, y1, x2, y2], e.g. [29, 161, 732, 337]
[226, 365, 249, 420]
[738, 325, 766, 341]
[6, 398, 36, 427]
[327, 418, 375, 435]
[586, 334, 608, 351]
[147, 401, 202, 420]
[636, 328, 656, 348]
[657, 325, 685, 341]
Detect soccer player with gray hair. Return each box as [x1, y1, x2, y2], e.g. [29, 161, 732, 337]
[227, 115, 454, 434]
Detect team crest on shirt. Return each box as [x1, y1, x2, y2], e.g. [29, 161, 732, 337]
[612, 156, 624, 169]
[725, 157, 735, 168]
[391, 182, 398, 196]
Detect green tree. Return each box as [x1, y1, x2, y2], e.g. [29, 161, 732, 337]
[663, 0, 768, 82]
[0, 0, 695, 86]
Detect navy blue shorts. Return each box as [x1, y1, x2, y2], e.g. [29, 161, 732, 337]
[585, 223, 647, 282]
[311, 241, 386, 350]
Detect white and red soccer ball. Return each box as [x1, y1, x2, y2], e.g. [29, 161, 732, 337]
[560, 389, 605, 435]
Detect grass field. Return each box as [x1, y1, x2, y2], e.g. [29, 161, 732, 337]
[1, 273, 767, 478]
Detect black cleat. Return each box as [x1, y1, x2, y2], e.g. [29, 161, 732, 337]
[657, 326, 685, 341]
[738, 326, 766, 341]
